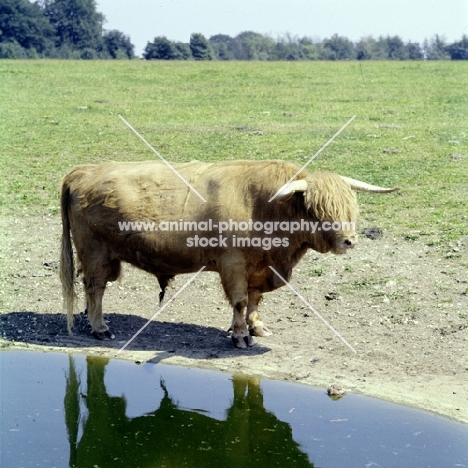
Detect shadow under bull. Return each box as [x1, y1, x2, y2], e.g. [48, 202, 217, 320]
[0, 311, 270, 358]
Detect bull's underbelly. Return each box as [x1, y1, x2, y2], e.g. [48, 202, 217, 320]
[117, 248, 216, 276]
[116, 248, 291, 294]
[103, 230, 302, 292]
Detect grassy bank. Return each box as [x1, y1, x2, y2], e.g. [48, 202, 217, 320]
[1, 60, 467, 246]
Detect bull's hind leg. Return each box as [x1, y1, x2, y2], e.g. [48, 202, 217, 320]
[81, 256, 121, 340]
[84, 283, 114, 340]
[218, 254, 253, 349]
[246, 290, 273, 337]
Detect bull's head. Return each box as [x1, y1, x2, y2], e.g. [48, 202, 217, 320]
[277, 172, 399, 254]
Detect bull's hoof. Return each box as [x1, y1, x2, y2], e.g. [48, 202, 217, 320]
[232, 335, 255, 348]
[92, 330, 115, 340]
[249, 324, 273, 337]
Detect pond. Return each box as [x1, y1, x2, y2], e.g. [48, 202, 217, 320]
[1, 350, 467, 467]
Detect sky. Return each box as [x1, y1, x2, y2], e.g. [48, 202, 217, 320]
[96, 0, 468, 57]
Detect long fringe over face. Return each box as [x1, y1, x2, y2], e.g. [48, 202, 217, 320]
[304, 172, 358, 222]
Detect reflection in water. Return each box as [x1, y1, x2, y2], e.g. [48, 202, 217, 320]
[3, 351, 468, 468]
[65, 356, 313, 468]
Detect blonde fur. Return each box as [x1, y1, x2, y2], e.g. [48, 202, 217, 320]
[305, 172, 358, 222]
[59, 159, 392, 343]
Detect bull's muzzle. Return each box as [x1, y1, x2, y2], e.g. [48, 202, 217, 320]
[343, 238, 356, 248]
[333, 233, 357, 254]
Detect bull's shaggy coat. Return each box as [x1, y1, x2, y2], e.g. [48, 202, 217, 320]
[60, 160, 396, 347]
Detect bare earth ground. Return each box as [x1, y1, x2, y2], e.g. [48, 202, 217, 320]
[1, 214, 467, 423]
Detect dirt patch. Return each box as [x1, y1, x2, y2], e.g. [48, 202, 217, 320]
[1, 215, 467, 422]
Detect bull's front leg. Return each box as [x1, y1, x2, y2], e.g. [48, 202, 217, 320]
[246, 290, 272, 337]
[231, 299, 254, 349]
[218, 253, 254, 349]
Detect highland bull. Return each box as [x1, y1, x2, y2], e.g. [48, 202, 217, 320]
[60, 160, 398, 348]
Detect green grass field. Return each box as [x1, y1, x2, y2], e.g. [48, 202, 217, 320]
[1, 60, 467, 247]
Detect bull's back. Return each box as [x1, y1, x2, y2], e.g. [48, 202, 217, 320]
[63, 159, 301, 218]
[62, 159, 304, 276]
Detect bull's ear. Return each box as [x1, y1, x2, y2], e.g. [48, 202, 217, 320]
[275, 179, 308, 201]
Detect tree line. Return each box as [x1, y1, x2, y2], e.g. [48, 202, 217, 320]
[0, 0, 134, 58]
[146, 32, 468, 61]
[1, 0, 467, 60]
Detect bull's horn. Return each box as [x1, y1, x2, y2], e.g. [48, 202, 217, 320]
[340, 176, 400, 193]
[275, 179, 308, 200]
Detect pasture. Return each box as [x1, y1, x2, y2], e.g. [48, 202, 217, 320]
[1, 59, 467, 245]
[1, 60, 467, 422]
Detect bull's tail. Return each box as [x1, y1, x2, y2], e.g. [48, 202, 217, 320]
[60, 181, 76, 335]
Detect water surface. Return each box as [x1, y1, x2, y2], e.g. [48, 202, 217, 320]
[1, 351, 467, 467]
